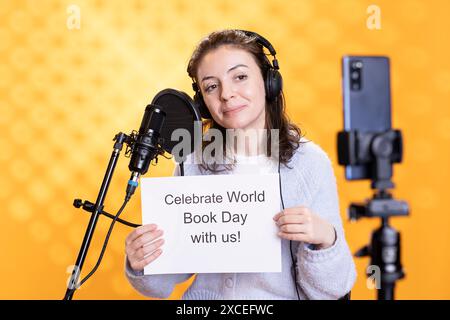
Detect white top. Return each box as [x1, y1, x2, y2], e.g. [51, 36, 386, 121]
[232, 154, 279, 175]
[127, 139, 357, 300]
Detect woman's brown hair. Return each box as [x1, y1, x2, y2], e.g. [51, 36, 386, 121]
[187, 29, 303, 171]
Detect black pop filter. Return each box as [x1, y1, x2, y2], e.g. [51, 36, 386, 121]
[150, 88, 202, 160]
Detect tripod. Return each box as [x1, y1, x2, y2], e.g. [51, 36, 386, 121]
[338, 129, 409, 300]
[349, 188, 408, 300]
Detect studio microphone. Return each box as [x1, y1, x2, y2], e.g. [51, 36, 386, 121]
[125, 88, 202, 201]
[126, 105, 166, 201]
[65, 89, 201, 300]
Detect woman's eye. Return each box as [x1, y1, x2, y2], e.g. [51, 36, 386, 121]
[236, 74, 248, 81]
[205, 84, 217, 93]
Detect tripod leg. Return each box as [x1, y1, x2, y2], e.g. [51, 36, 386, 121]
[378, 282, 395, 300]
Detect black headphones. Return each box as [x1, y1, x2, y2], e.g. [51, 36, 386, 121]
[191, 30, 283, 119]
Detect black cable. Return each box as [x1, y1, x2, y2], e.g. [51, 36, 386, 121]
[74, 199, 141, 228]
[179, 162, 184, 176]
[78, 199, 129, 287]
[103, 213, 140, 228]
[278, 159, 301, 300]
[289, 240, 301, 300]
[99, 210, 139, 228]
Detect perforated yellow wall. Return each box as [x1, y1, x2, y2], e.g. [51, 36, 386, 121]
[0, 0, 449, 299]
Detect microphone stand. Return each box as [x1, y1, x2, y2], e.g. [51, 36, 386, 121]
[64, 132, 129, 300]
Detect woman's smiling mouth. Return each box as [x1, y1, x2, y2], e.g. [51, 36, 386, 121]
[223, 105, 247, 116]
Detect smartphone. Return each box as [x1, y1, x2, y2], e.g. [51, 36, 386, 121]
[341, 55, 392, 180]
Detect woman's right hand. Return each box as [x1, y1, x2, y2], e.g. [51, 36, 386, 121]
[125, 224, 164, 272]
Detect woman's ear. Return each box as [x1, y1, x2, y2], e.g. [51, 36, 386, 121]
[192, 82, 212, 119]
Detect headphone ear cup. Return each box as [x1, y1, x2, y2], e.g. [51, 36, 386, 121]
[194, 91, 212, 119]
[265, 68, 283, 101]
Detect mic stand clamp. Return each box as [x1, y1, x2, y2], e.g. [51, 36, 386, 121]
[73, 199, 141, 228]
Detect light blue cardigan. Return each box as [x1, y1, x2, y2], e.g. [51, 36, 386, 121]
[125, 140, 357, 299]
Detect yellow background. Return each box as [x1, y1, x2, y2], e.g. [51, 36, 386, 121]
[0, 0, 449, 300]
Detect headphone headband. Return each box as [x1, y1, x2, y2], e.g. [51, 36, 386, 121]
[237, 29, 280, 70]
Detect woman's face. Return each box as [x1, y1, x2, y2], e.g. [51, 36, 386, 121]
[196, 46, 266, 130]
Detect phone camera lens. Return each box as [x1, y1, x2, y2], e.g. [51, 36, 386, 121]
[352, 61, 363, 69]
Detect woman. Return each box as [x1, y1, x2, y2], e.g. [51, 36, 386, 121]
[124, 29, 356, 300]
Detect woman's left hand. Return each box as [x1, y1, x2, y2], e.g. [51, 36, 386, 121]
[273, 206, 336, 250]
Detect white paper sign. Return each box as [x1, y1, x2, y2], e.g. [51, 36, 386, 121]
[140, 173, 281, 275]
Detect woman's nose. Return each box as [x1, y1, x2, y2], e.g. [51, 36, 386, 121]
[220, 82, 236, 101]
